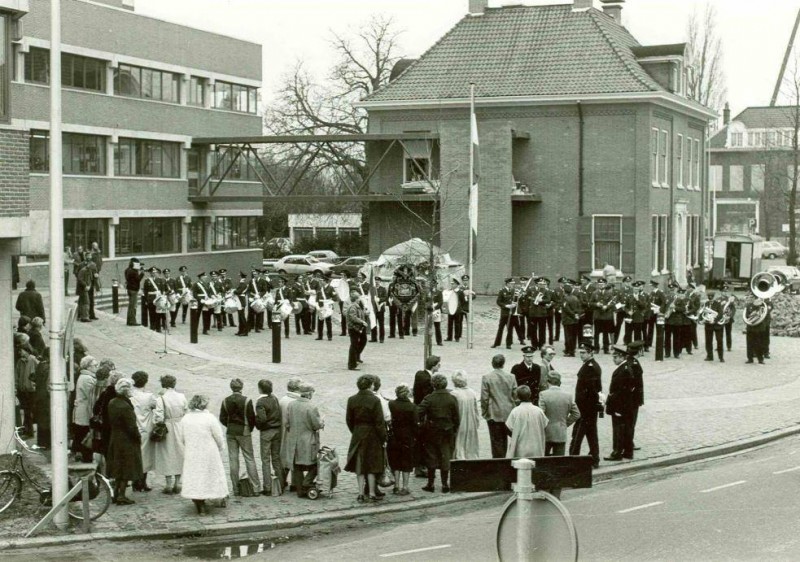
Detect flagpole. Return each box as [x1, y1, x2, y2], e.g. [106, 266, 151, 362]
[467, 83, 475, 350]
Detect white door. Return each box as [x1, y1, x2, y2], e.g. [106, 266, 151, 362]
[673, 202, 688, 286]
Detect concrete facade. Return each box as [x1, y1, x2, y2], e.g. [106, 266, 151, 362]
[7, 0, 264, 287]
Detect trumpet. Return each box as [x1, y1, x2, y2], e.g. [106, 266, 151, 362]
[664, 295, 678, 319]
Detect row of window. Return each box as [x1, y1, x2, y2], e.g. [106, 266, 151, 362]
[650, 214, 701, 274]
[650, 128, 702, 190]
[708, 164, 788, 193]
[64, 216, 260, 257]
[730, 130, 795, 148]
[30, 131, 181, 178]
[22, 47, 258, 114]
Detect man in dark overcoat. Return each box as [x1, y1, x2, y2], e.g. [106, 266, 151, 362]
[417, 373, 460, 493]
[604, 346, 638, 461]
[345, 375, 387, 501]
[15, 280, 45, 323]
[413, 355, 440, 477]
[569, 342, 602, 468]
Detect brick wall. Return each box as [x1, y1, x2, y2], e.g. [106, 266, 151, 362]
[0, 129, 30, 218]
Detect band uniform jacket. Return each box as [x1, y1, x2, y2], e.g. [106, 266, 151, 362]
[538, 386, 581, 443]
[142, 276, 160, 304]
[374, 285, 388, 311]
[649, 288, 667, 315]
[510, 361, 541, 398]
[164, 276, 178, 297]
[346, 301, 368, 332]
[708, 296, 726, 328]
[413, 370, 433, 405]
[235, 279, 249, 306]
[561, 292, 583, 326]
[626, 291, 649, 323]
[177, 274, 192, 297]
[431, 289, 444, 318]
[745, 302, 769, 333]
[456, 286, 474, 315]
[605, 362, 637, 417]
[316, 283, 337, 304]
[666, 294, 689, 326]
[593, 289, 616, 321]
[192, 281, 210, 307]
[496, 287, 515, 318]
[525, 287, 550, 318]
[574, 358, 602, 418]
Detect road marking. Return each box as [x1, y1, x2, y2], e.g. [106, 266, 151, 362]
[750, 456, 775, 464]
[789, 450, 798, 456]
[380, 545, 452, 558]
[617, 501, 663, 514]
[773, 466, 800, 475]
[699, 480, 746, 493]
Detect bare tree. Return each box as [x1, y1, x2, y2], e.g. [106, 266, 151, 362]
[686, 3, 727, 111]
[265, 15, 404, 183]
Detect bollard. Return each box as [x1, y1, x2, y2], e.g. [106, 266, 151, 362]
[141, 294, 149, 328]
[111, 279, 119, 314]
[512, 458, 536, 561]
[189, 302, 199, 344]
[272, 315, 281, 363]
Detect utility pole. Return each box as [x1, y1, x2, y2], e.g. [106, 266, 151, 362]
[48, 0, 69, 530]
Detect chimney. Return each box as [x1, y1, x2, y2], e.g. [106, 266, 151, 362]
[573, 0, 593, 10]
[599, 0, 623, 24]
[469, 0, 488, 15]
[723, 102, 731, 125]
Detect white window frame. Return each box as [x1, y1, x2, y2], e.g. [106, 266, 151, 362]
[687, 136, 694, 188]
[676, 134, 684, 189]
[651, 214, 660, 275]
[591, 214, 623, 271]
[660, 130, 669, 187]
[651, 127, 660, 187]
[693, 139, 701, 190]
[750, 165, 765, 193]
[730, 165, 744, 192]
[730, 132, 743, 147]
[402, 155, 432, 184]
[710, 165, 722, 192]
[658, 214, 669, 274]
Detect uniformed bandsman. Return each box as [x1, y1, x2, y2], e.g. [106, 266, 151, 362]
[234, 272, 250, 337]
[492, 277, 519, 350]
[315, 272, 337, 341]
[370, 276, 388, 344]
[192, 271, 212, 335]
[703, 290, 726, 362]
[163, 268, 179, 328]
[561, 280, 584, 357]
[208, 271, 224, 331]
[525, 276, 550, 350]
[176, 265, 192, 325]
[592, 278, 615, 354]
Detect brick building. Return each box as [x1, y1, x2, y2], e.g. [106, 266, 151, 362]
[357, 0, 716, 293]
[709, 104, 798, 242]
[12, 0, 263, 287]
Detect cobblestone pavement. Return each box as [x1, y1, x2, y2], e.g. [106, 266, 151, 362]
[4, 290, 800, 538]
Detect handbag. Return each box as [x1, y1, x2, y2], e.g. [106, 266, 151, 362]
[378, 448, 395, 488]
[238, 477, 256, 498]
[89, 414, 103, 431]
[150, 397, 169, 442]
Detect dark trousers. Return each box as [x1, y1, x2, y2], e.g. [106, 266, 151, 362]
[546, 314, 555, 344]
[64, 269, 70, 296]
[432, 321, 443, 345]
[348, 328, 366, 369]
[654, 322, 665, 361]
[339, 302, 348, 335]
[528, 316, 547, 349]
[569, 413, 599, 461]
[126, 290, 138, 325]
[593, 318, 614, 352]
[487, 420, 509, 459]
[227, 313, 236, 327]
[645, 316, 656, 349]
[141, 295, 149, 327]
[147, 303, 162, 331]
[77, 289, 90, 321]
[213, 312, 223, 331]
[292, 462, 318, 497]
[17, 392, 35, 434]
[493, 315, 518, 347]
[724, 321, 733, 351]
[249, 309, 264, 332]
[237, 309, 250, 335]
[689, 323, 698, 349]
[665, 323, 682, 357]
[403, 309, 418, 336]
[88, 288, 96, 319]
[201, 309, 212, 333]
[371, 309, 385, 342]
[516, 314, 526, 341]
[181, 303, 189, 324]
[447, 312, 464, 341]
[611, 413, 634, 457]
[614, 311, 626, 342]
[563, 322, 579, 355]
[317, 317, 333, 340]
[705, 324, 724, 360]
[552, 311, 562, 342]
[389, 305, 400, 338]
[71, 424, 93, 462]
[169, 306, 179, 327]
[746, 330, 767, 362]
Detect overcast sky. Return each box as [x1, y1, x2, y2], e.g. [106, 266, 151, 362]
[136, 0, 800, 120]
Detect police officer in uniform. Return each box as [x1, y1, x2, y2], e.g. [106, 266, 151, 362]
[569, 341, 602, 468]
[510, 346, 542, 404]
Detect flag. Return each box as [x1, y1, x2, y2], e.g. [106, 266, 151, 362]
[469, 105, 479, 260]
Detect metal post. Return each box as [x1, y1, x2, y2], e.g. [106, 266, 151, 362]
[272, 315, 281, 363]
[47, 0, 69, 531]
[467, 83, 475, 350]
[189, 302, 199, 344]
[111, 279, 119, 314]
[512, 458, 536, 561]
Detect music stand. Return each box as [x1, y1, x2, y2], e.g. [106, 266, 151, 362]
[155, 312, 178, 358]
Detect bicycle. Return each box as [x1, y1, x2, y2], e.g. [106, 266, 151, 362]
[0, 427, 113, 522]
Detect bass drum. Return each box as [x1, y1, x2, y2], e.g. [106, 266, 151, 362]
[318, 300, 334, 320]
[334, 278, 351, 304]
[444, 289, 459, 315]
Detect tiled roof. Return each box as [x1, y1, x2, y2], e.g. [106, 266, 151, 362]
[730, 106, 799, 129]
[366, 4, 664, 103]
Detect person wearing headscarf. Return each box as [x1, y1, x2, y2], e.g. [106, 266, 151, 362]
[72, 356, 98, 461]
[153, 375, 188, 494]
[345, 375, 386, 503]
[106, 378, 143, 506]
[130, 371, 156, 492]
[180, 394, 229, 516]
[387, 384, 418, 496]
[27, 317, 47, 358]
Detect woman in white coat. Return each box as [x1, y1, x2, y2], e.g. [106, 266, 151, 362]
[451, 371, 480, 460]
[153, 374, 187, 494]
[130, 371, 156, 491]
[180, 394, 229, 515]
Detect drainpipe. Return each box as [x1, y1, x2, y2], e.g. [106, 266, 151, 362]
[577, 102, 585, 216]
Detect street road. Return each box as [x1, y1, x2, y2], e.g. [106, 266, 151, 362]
[3, 435, 800, 561]
[245, 434, 800, 562]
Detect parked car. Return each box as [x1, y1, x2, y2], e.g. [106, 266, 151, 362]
[262, 258, 279, 271]
[308, 250, 339, 263]
[762, 240, 788, 259]
[263, 237, 293, 258]
[330, 255, 370, 278]
[273, 254, 334, 276]
[766, 265, 800, 294]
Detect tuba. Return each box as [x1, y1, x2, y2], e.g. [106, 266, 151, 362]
[698, 305, 718, 324]
[751, 271, 789, 300]
[742, 301, 768, 327]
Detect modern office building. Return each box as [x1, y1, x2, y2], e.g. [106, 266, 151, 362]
[13, 0, 263, 287]
[357, 0, 716, 292]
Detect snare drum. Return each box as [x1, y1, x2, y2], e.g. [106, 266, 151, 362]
[318, 300, 334, 320]
[279, 300, 293, 321]
[224, 295, 241, 314]
[180, 290, 193, 306]
[155, 294, 171, 314]
[250, 297, 266, 314]
[432, 309, 442, 322]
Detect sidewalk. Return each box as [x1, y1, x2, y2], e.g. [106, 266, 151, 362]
[3, 289, 800, 544]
